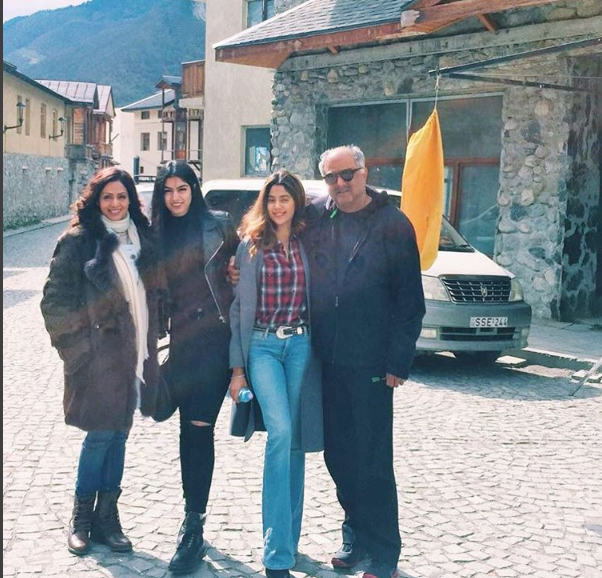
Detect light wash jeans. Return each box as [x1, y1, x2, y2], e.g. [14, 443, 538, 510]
[75, 430, 127, 497]
[248, 329, 310, 570]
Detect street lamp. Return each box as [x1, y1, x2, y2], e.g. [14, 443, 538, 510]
[49, 116, 67, 140]
[3, 101, 27, 134]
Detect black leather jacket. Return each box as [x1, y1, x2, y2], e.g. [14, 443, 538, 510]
[203, 210, 239, 323]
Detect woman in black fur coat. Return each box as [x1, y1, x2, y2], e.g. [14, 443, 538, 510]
[151, 161, 239, 575]
[40, 167, 161, 556]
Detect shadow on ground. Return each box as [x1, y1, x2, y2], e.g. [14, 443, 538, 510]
[412, 353, 601, 401]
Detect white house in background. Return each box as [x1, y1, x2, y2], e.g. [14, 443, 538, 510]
[202, 0, 276, 180]
[112, 108, 136, 174]
[120, 89, 176, 178]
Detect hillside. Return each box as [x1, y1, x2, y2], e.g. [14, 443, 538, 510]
[3, 0, 206, 106]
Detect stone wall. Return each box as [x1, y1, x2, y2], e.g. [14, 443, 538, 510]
[495, 80, 571, 319]
[68, 158, 97, 206]
[3, 154, 70, 228]
[560, 55, 602, 318]
[269, 28, 601, 319]
[3, 153, 97, 229]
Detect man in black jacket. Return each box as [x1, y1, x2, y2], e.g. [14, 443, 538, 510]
[305, 145, 425, 578]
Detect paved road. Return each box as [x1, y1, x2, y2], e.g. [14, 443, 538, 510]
[3, 223, 602, 578]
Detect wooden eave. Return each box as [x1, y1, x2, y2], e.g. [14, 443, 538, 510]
[215, 0, 564, 68]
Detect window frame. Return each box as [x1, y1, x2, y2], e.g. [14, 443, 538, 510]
[16, 95, 24, 134]
[327, 93, 503, 255]
[140, 132, 150, 151]
[246, 0, 275, 28]
[25, 99, 31, 136]
[157, 130, 168, 151]
[40, 103, 47, 138]
[244, 126, 271, 177]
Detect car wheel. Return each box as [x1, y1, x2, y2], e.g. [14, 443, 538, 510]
[454, 351, 502, 365]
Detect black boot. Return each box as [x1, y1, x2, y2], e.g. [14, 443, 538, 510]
[68, 493, 96, 556]
[168, 512, 207, 575]
[90, 489, 133, 552]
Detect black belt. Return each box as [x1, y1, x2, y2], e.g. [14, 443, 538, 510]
[254, 325, 309, 339]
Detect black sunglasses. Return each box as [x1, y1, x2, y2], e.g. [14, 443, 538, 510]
[322, 167, 363, 185]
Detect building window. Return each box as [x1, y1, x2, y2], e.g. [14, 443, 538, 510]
[141, 132, 150, 151]
[52, 110, 58, 140]
[247, 0, 275, 28]
[157, 131, 168, 151]
[16, 96, 24, 134]
[245, 127, 271, 176]
[141, 110, 150, 120]
[158, 110, 163, 119]
[327, 95, 503, 255]
[25, 99, 31, 136]
[40, 104, 47, 138]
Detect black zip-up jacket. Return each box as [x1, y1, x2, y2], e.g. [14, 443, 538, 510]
[303, 187, 425, 378]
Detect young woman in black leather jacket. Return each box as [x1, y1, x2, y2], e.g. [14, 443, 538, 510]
[151, 161, 239, 574]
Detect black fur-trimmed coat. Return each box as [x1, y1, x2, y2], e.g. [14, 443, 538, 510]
[40, 222, 161, 432]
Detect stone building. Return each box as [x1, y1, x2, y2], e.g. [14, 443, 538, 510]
[3, 61, 117, 229]
[215, 0, 602, 320]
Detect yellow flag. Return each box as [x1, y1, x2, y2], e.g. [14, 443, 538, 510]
[401, 109, 444, 270]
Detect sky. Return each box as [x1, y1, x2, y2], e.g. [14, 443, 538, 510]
[3, 0, 88, 22]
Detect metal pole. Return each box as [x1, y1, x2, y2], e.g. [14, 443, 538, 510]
[430, 37, 602, 76]
[161, 88, 165, 164]
[447, 72, 599, 93]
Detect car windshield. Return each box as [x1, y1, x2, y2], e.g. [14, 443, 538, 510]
[205, 184, 476, 253]
[204, 189, 261, 226]
[439, 218, 475, 252]
[384, 191, 474, 252]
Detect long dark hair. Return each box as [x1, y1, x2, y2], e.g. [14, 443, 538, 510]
[151, 161, 210, 264]
[72, 167, 147, 232]
[239, 170, 306, 256]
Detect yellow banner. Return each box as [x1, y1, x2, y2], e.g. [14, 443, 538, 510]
[401, 109, 444, 271]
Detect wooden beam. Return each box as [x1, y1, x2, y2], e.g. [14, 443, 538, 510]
[406, 0, 564, 27]
[478, 14, 498, 32]
[215, 46, 291, 68]
[327, 46, 340, 55]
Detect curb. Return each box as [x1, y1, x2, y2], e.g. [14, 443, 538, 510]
[3, 215, 71, 239]
[506, 346, 597, 372]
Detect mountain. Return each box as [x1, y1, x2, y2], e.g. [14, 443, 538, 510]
[3, 0, 206, 107]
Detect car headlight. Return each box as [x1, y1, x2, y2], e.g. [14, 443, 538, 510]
[509, 278, 524, 302]
[422, 276, 450, 301]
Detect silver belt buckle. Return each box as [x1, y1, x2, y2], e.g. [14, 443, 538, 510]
[276, 326, 293, 339]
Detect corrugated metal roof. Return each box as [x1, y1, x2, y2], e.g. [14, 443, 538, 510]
[215, 0, 415, 49]
[120, 90, 176, 112]
[158, 75, 182, 85]
[36, 80, 98, 105]
[96, 85, 113, 115]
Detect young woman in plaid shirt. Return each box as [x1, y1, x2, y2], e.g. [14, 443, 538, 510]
[229, 170, 323, 578]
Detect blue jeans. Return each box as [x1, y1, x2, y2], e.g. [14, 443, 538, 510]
[75, 431, 127, 498]
[248, 330, 310, 570]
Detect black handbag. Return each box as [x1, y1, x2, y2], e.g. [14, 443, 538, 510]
[152, 344, 178, 422]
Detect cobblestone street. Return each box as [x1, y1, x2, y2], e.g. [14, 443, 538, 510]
[4, 222, 602, 578]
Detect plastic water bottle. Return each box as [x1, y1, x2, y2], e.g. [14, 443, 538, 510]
[238, 387, 254, 403]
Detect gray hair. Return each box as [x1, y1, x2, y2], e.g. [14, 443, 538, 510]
[318, 145, 365, 176]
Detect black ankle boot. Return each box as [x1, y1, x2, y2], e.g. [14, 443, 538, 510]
[168, 512, 207, 575]
[90, 489, 132, 552]
[67, 493, 96, 556]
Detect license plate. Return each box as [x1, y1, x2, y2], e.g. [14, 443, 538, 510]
[470, 316, 508, 328]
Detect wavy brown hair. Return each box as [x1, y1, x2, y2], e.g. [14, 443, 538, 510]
[240, 170, 306, 256]
[71, 167, 147, 232]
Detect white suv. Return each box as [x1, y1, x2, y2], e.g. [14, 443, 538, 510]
[202, 178, 531, 363]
